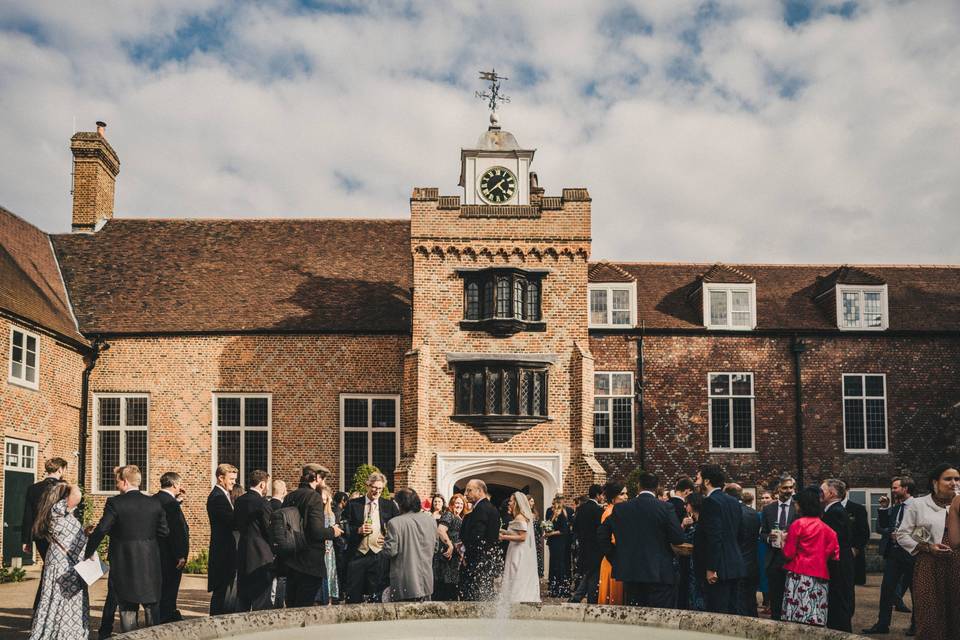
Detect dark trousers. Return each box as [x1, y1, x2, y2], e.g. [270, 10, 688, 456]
[118, 599, 157, 633]
[345, 551, 386, 603]
[703, 578, 739, 614]
[737, 573, 759, 617]
[209, 577, 238, 616]
[99, 586, 117, 637]
[827, 572, 855, 632]
[765, 565, 787, 620]
[876, 548, 915, 630]
[676, 559, 690, 610]
[623, 581, 676, 608]
[238, 566, 275, 612]
[570, 562, 600, 604]
[285, 567, 325, 608]
[158, 566, 184, 623]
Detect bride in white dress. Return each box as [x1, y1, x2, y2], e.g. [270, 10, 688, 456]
[498, 491, 541, 602]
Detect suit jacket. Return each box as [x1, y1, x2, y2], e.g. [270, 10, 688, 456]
[738, 503, 761, 577]
[282, 485, 338, 577]
[668, 496, 687, 524]
[877, 503, 906, 557]
[760, 499, 798, 570]
[383, 510, 437, 600]
[845, 499, 870, 585]
[235, 490, 275, 577]
[344, 495, 399, 558]
[694, 489, 746, 581]
[206, 486, 237, 591]
[574, 499, 604, 570]
[822, 501, 855, 588]
[598, 493, 684, 584]
[154, 490, 189, 571]
[86, 490, 169, 604]
[21, 477, 67, 557]
[460, 498, 501, 565]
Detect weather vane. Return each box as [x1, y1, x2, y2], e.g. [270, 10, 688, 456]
[476, 69, 510, 115]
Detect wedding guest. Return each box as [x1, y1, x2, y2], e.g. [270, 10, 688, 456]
[725, 483, 760, 617]
[759, 491, 773, 508]
[235, 470, 275, 611]
[598, 471, 684, 608]
[671, 476, 696, 610]
[694, 464, 745, 614]
[434, 492, 465, 601]
[757, 490, 772, 613]
[430, 494, 446, 520]
[597, 481, 628, 605]
[316, 488, 340, 604]
[154, 472, 189, 623]
[545, 494, 573, 598]
[499, 491, 541, 602]
[668, 477, 695, 525]
[269, 479, 287, 510]
[331, 490, 349, 602]
[29, 483, 88, 640]
[344, 472, 397, 603]
[760, 475, 797, 621]
[460, 479, 501, 601]
[86, 465, 168, 632]
[269, 478, 288, 607]
[895, 463, 959, 640]
[843, 492, 871, 586]
[384, 488, 437, 602]
[207, 463, 239, 615]
[528, 495, 544, 579]
[820, 478, 855, 632]
[780, 487, 839, 627]
[863, 475, 917, 635]
[683, 492, 705, 611]
[569, 484, 604, 604]
[21, 458, 69, 561]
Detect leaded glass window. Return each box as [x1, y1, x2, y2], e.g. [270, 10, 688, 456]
[843, 374, 887, 451]
[708, 373, 754, 451]
[95, 394, 150, 492]
[214, 394, 271, 487]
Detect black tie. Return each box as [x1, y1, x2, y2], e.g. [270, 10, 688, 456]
[778, 503, 787, 529]
[895, 505, 904, 529]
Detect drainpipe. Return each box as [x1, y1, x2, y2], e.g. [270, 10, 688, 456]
[78, 336, 106, 490]
[791, 335, 806, 486]
[637, 322, 646, 470]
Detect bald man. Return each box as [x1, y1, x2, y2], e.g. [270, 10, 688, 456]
[459, 480, 502, 600]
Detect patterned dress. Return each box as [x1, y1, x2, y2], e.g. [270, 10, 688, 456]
[29, 499, 89, 640]
[782, 571, 829, 627]
[912, 527, 960, 640]
[323, 511, 339, 601]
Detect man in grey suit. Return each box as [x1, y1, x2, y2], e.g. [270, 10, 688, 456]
[383, 488, 437, 602]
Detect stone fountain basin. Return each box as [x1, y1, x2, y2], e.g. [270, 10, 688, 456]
[115, 602, 867, 640]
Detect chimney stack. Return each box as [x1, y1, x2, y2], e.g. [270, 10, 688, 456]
[71, 120, 120, 233]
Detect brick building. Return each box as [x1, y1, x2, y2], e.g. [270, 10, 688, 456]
[1, 120, 958, 562]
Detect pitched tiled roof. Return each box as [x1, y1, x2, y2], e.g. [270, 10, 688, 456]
[51, 219, 412, 334]
[594, 262, 960, 332]
[0, 206, 84, 342]
[699, 263, 755, 284]
[812, 265, 887, 299]
[588, 262, 635, 283]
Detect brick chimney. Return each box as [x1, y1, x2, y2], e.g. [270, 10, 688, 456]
[70, 121, 120, 232]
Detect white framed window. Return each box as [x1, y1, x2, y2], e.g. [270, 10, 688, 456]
[847, 488, 890, 539]
[593, 372, 634, 451]
[843, 374, 888, 452]
[4, 438, 37, 473]
[836, 285, 888, 330]
[703, 283, 756, 330]
[708, 373, 755, 452]
[94, 394, 149, 493]
[8, 326, 40, 389]
[212, 393, 271, 488]
[588, 283, 636, 328]
[340, 394, 400, 491]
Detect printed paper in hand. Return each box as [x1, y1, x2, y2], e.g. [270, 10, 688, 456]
[75, 552, 108, 586]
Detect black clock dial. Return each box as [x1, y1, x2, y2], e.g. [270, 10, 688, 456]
[479, 166, 517, 204]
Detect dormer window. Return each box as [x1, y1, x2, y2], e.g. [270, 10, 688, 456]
[459, 268, 545, 335]
[837, 285, 888, 330]
[703, 283, 756, 330]
[588, 283, 636, 328]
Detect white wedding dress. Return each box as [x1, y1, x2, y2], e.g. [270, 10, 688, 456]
[500, 517, 541, 602]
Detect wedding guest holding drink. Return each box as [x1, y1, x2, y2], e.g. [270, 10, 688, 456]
[597, 481, 628, 605]
[544, 494, 573, 598]
[780, 487, 838, 627]
[760, 476, 797, 621]
[434, 493, 465, 601]
[895, 463, 959, 640]
[344, 472, 397, 603]
[29, 483, 88, 640]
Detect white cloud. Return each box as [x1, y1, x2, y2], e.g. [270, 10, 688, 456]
[1, 0, 958, 264]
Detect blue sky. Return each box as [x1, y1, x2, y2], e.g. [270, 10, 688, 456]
[1, 0, 958, 263]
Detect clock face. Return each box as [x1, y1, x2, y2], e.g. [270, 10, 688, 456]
[478, 166, 517, 204]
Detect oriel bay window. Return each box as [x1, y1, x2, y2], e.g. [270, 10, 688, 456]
[452, 359, 550, 442]
[459, 267, 546, 335]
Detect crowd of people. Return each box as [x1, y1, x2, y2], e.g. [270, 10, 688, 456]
[19, 457, 960, 639]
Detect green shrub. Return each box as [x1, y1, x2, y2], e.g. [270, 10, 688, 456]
[184, 549, 208, 575]
[81, 493, 109, 559]
[0, 566, 26, 583]
[624, 468, 648, 498]
[349, 464, 392, 499]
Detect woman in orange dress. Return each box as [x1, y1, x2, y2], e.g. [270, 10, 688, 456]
[598, 481, 629, 605]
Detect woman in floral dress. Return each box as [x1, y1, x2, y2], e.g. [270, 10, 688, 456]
[30, 483, 89, 640]
[780, 487, 838, 627]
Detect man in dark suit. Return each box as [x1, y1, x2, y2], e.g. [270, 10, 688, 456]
[235, 470, 276, 611]
[343, 469, 397, 603]
[459, 479, 502, 601]
[283, 465, 343, 606]
[821, 478, 855, 633]
[760, 475, 797, 621]
[569, 483, 604, 604]
[725, 483, 760, 617]
[599, 472, 684, 607]
[693, 464, 745, 614]
[207, 463, 238, 615]
[21, 457, 69, 561]
[154, 471, 189, 624]
[86, 465, 169, 633]
[668, 476, 696, 610]
[844, 494, 871, 585]
[863, 476, 916, 635]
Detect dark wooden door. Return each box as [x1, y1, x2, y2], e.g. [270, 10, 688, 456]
[3, 470, 34, 565]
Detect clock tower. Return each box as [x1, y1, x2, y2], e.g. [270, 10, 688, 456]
[459, 113, 535, 206]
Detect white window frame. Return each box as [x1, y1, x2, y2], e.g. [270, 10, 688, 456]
[836, 285, 888, 331]
[93, 393, 150, 494]
[588, 282, 637, 328]
[593, 372, 635, 452]
[847, 487, 890, 539]
[842, 373, 889, 453]
[8, 326, 40, 390]
[339, 393, 400, 490]
[4, 437, 38, 474]
[707, 372, 756, 453]
[211, 392, 273, 488]
[702, 283, 757, 330]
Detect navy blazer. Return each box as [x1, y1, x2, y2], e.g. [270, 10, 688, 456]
[573, 499, 604, 569]
[760, 499, 798, 570]
[693, 489, 746, 581]
[598, 493, 684, 584]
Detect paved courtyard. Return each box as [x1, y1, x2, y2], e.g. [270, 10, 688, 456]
[0, 566, 912, 639]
